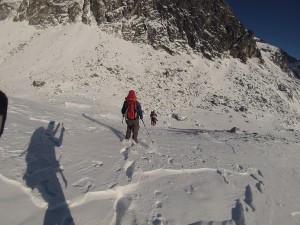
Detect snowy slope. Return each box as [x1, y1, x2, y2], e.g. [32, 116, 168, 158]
[1, 20, 300, 131]
[1, 92, 300, 225]
[1, 20, 300, 225]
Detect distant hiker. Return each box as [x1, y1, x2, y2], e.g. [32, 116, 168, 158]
[121, 90, 143, 143]
[150, 110, 158, 126]
[0, 90, 8, 138]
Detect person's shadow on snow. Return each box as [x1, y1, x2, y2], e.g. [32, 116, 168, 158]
[82, 113, 125, 140]
[23, 121, 75, 225]
[82, 113, 149, 148]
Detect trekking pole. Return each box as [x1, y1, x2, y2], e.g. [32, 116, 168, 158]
[141, 119, 155, 143]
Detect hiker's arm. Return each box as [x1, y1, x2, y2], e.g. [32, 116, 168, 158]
[52, 123, 60, 135]
[136, 102, 143, 119]
[52, 125, 65, 147]
[58, 125, 65, 146]
[121, 101, 127, 115]
[0, 93, 8, 137]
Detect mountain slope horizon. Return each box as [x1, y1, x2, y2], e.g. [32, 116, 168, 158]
[0, 0, 300, 132]
[0, 0, 265, 61]
[0, 19, 300, 132]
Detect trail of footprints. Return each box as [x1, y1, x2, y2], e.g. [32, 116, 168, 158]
[120, 146, 135, 182]
[118, 144, 168, 225]
[117, 144, 265, 225]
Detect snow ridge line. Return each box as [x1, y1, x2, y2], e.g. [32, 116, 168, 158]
[68, 167, 255, 208]
[0, 166, 254, 209]
[142, 167, 249, 176]
[0, 172, 47, 208]
[292, 212, 300, 223]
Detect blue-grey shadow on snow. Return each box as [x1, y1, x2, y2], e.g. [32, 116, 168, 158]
[82, 113, 125, 141]
[166, 127, 229, 135]
[82, 113, 149, 149]
[23, 121, 75, 225]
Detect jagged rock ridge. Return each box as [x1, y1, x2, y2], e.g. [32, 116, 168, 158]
[1, 0, 261, 62]
[1, 0, 299, 77]
[272, 49, 300, 79]
[257, 39, 300, 79]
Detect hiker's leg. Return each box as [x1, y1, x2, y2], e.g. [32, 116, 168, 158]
[125, 127, 131, 139]
[151, 119, 155, 126]
[132, 120, 140, 143]
[125, 120, 133, 139]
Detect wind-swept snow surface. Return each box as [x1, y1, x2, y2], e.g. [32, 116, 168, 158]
[1, 96, 300, 225]
[1, 20, 300, 225]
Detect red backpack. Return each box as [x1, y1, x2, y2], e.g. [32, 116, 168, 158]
[126, 97, 137, 119]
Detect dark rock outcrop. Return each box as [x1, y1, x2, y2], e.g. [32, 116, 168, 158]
[273, 50, 300, 79]
[258, 39, 300, 78]
[85, 0, 262, 61]
[13, 0, 81, 25]
[0, 0, 19, 20]
[1, 0, 262, 61]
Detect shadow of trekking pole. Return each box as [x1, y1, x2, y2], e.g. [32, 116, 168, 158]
[141, 119, 155, 143]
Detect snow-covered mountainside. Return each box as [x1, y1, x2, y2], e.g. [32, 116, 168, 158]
[0, 20, 300, 131]
[1, 2, 300, 225]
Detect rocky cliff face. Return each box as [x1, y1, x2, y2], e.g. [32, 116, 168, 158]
[272, 50, 300, 79]
[257, 39, 300, 79]
[1, 0, 262, 62]
[1, 0, 299, 78]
